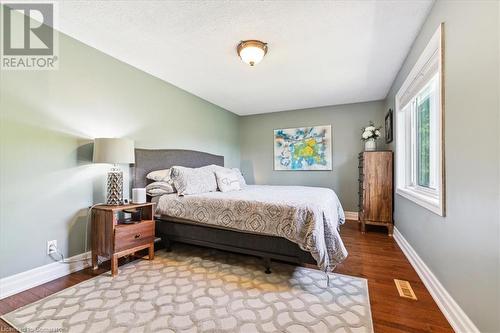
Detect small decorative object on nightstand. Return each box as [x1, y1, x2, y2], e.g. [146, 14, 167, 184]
[132, 188, 146, 204]
[91, 202, 155, 276]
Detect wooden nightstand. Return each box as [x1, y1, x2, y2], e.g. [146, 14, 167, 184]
[91, 203, 156, 276]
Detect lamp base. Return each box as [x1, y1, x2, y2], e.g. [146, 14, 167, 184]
[106, 167, 123, 205]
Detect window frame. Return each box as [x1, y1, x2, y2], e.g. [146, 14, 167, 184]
[395, 24, 446, 217]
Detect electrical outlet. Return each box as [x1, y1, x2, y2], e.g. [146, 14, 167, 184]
[47, 240, 57, 255]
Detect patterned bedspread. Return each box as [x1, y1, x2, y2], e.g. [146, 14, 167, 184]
[154, 185, 348, 271]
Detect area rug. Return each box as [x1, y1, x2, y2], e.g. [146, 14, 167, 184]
[2, 246, 373, 333]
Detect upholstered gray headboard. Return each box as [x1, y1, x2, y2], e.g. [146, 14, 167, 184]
[132, 149, 224, 188]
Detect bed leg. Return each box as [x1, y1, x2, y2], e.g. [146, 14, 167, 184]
[161, 235, 172, 252]
[263, 257, 271, 274]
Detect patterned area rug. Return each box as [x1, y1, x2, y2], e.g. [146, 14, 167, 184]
[2, 246, 373, 333]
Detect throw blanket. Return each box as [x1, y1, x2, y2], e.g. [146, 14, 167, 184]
[155, 185, 348, 271]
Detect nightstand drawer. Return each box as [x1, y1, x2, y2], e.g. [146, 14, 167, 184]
[114, 220, 154, 252]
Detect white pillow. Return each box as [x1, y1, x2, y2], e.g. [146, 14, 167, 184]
[232, 168, 247, 187]
[215, 169, 241, 192]
[146, 169, 171, 182]
[146, 188, 172, 197]
[170, 166, 218, 196]
[145, 181, 175, 196]
[203, 165, 247, 188]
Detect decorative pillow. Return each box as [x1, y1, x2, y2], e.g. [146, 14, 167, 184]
[202, 165, 247, 190]
[146, 188, 172, 197]
[145, 181, 175, 196]
[170, 166, 218, 196]
[232, 168, 247, 187]
[146, 169, 171, 182]
[215, 169, 242, 192]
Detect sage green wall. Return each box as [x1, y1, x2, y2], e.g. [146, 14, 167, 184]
[384, 1, 500, 331]
[239, 101, 386, 211]
[0, 27, 239, 278]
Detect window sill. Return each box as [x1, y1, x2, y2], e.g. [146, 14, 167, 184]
[396, 187, 444, 216]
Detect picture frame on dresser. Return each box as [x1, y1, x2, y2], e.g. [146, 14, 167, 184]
[385, 109, 393, 143]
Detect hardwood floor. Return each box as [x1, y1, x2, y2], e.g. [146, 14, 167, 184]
[0, 220, 453, 332]
[334, 222, 453, 332]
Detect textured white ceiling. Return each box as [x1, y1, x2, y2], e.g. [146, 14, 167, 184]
[52, 0, 433, 115]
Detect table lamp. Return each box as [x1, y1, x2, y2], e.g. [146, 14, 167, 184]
[93, 138, 135, 205]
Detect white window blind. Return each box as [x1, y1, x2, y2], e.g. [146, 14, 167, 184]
[399, 49, 439, 108]
[395, 24, 445, 217]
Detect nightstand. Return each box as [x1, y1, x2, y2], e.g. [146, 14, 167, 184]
[91, 203, 155, 276]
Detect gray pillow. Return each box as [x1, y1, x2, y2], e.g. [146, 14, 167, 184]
[170, 165, 218, 195]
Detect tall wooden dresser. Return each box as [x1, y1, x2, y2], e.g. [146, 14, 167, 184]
[358, 151, 394, 235]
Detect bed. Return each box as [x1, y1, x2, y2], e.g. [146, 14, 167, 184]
[133, 148, 348, 273]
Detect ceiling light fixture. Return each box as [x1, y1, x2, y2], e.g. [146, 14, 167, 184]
[237, 40, 268, 66]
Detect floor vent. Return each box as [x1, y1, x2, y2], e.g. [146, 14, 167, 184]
[394, 279, 417, 300]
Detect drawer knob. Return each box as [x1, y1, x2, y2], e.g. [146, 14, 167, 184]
[134, 234, 141, 239]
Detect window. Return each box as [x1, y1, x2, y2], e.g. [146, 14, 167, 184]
[396, 24, 445, 216]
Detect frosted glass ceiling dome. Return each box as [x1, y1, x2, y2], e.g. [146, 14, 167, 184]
[237, 40, 268, 66]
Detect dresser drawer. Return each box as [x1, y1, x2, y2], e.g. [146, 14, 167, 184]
[114, 220, 154, 252]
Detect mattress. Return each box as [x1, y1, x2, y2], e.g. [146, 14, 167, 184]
[153, 185, 348, 271]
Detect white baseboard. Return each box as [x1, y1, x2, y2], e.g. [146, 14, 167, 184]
[393, 227, 479, 333]
[0, 252, 91, 300]
[344, 211, 359, 221]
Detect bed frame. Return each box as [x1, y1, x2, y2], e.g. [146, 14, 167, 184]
[132, 148, 316, 273]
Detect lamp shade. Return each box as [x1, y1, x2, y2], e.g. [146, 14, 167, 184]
[93, 138, 135, 164]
